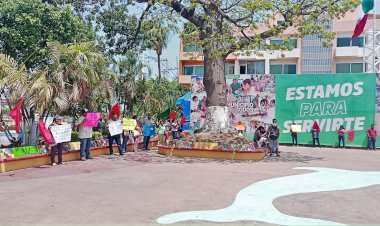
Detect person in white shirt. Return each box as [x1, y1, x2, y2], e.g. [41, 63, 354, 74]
[77, 108, 93, 161]
[192, 78, 204, 93]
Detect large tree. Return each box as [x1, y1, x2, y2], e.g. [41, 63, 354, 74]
[133, 0, 360, 132]
[0, 0, 95, 68]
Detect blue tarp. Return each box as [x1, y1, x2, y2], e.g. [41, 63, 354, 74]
[177, 92, 191, 131]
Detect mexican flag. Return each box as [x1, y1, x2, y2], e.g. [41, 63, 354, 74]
[351, 0, 374, 39]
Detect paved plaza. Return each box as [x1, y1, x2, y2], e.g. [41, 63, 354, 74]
[0, 146, 380, 225]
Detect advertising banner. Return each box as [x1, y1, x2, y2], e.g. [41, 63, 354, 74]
[276, 73, 376, 147]
[226, 74, 275, 138]
[375, 74, 380, 146]
[50, 124, 72, 143]
[190, 75, 207, 131]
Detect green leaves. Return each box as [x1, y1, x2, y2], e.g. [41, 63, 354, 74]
[0, 0, 95, 69]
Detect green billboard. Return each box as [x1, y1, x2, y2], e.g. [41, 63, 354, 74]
[276, 73, 376, 147]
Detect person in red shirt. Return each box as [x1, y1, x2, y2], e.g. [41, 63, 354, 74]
[367, 124, 377, 150]
[338, 125, 345, 148]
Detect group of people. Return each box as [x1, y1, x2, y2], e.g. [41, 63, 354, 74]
[251, 119, 379, 157]
[47, 109, 188, 166]
[253, 119, 280, 157]
[286, 122, 378, 150]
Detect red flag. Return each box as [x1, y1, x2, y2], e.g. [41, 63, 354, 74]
[312, 121, 320, 133]
[38, 121, 55, 144]
[180, 116, 186, 125]
[108, 102, 120, 119]
[168, 111, 176, 120]
[348, 130, 355, 142]
[351, 14, 369, 39]
[9, 98, 24, 133]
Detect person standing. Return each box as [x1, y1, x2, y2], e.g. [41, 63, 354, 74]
[338, 125, 346, 148]
[171, 120, 179, 139]
[141, 114, 153, 150]
[268, 119, 280, 157]
[77, 109, 93, 161]
[290, 123, 298, 146]
[121, 126, 130, 154]
[158, 120, 166, 145]
[310, 122, 321, 148]
[49, 116, 64, 165]
[106, 113, 123, 155]
[367, 124, 377, 150]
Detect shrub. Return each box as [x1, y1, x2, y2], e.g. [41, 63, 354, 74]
[92, 131, 103, 140]
[71, 132, 80, 142]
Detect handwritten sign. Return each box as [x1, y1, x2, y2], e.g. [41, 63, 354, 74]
[109, 121, 123, 136]
[50, 124, 72, 143]
[290, 125, 302, 133]
[84, 112, 101, 127]
[123, 118, 137, 130]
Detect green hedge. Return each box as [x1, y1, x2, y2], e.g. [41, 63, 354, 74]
[71, 131, 103, 142]
[71, 132, 80, 142]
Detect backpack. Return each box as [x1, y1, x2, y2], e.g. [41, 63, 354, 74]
[269, 126, 278, 139]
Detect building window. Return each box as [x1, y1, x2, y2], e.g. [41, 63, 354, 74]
[183, 44, 203, 53]
[225, 63, 234, 75]
[240, 61, 265, 74]
[240, 65, 246, 74]
[336, 63, 364, 73]
[270, 39, 298, 49]
[270, 64, 297, 74]
[183, 65, 204, 76]
[337, 37, 364, 47]
[277, 20, 284, 25]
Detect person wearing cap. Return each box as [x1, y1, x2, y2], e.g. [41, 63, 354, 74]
[77, 108, 93, 161]
[49, 116, 64, 165]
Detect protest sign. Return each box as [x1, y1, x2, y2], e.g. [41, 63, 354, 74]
[123, 118, 137, 130]
[109, 121, 122, 136]
[84, 112, 101, 127]
[291, 125, 302, 133]
[50, 124, 72, 143]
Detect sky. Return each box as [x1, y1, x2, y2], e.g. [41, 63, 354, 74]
[144, 34, 180, 80]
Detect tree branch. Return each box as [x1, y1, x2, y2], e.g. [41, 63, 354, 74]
[137, 0, 203, 27]
[132, 3, 153, 48]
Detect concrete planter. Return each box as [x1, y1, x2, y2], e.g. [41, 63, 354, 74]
[0, 140, 158, 173]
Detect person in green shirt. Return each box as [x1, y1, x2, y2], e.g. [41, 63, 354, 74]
[230, 79, 241, 95]
[158, 120, 166, 145]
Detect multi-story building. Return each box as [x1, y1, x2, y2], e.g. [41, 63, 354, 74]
[178, 10, 380, 87]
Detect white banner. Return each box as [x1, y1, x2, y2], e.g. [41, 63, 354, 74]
[50, 124, 72, 143]
[109, 120, 123, 136]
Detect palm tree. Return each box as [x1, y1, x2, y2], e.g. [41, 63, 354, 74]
[143, 20, 170, 83]
[37, 42, 115, 116]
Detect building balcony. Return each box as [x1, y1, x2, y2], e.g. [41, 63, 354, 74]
[178, 75, 191, 84]
[229, 48, 300, 60]
[335, 46, 364, 58]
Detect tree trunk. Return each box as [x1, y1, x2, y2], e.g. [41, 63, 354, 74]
[201, 47, 229, 132]
[157, 52, 162, 83]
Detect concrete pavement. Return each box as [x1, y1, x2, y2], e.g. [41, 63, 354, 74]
[0, 146, 379, 224]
